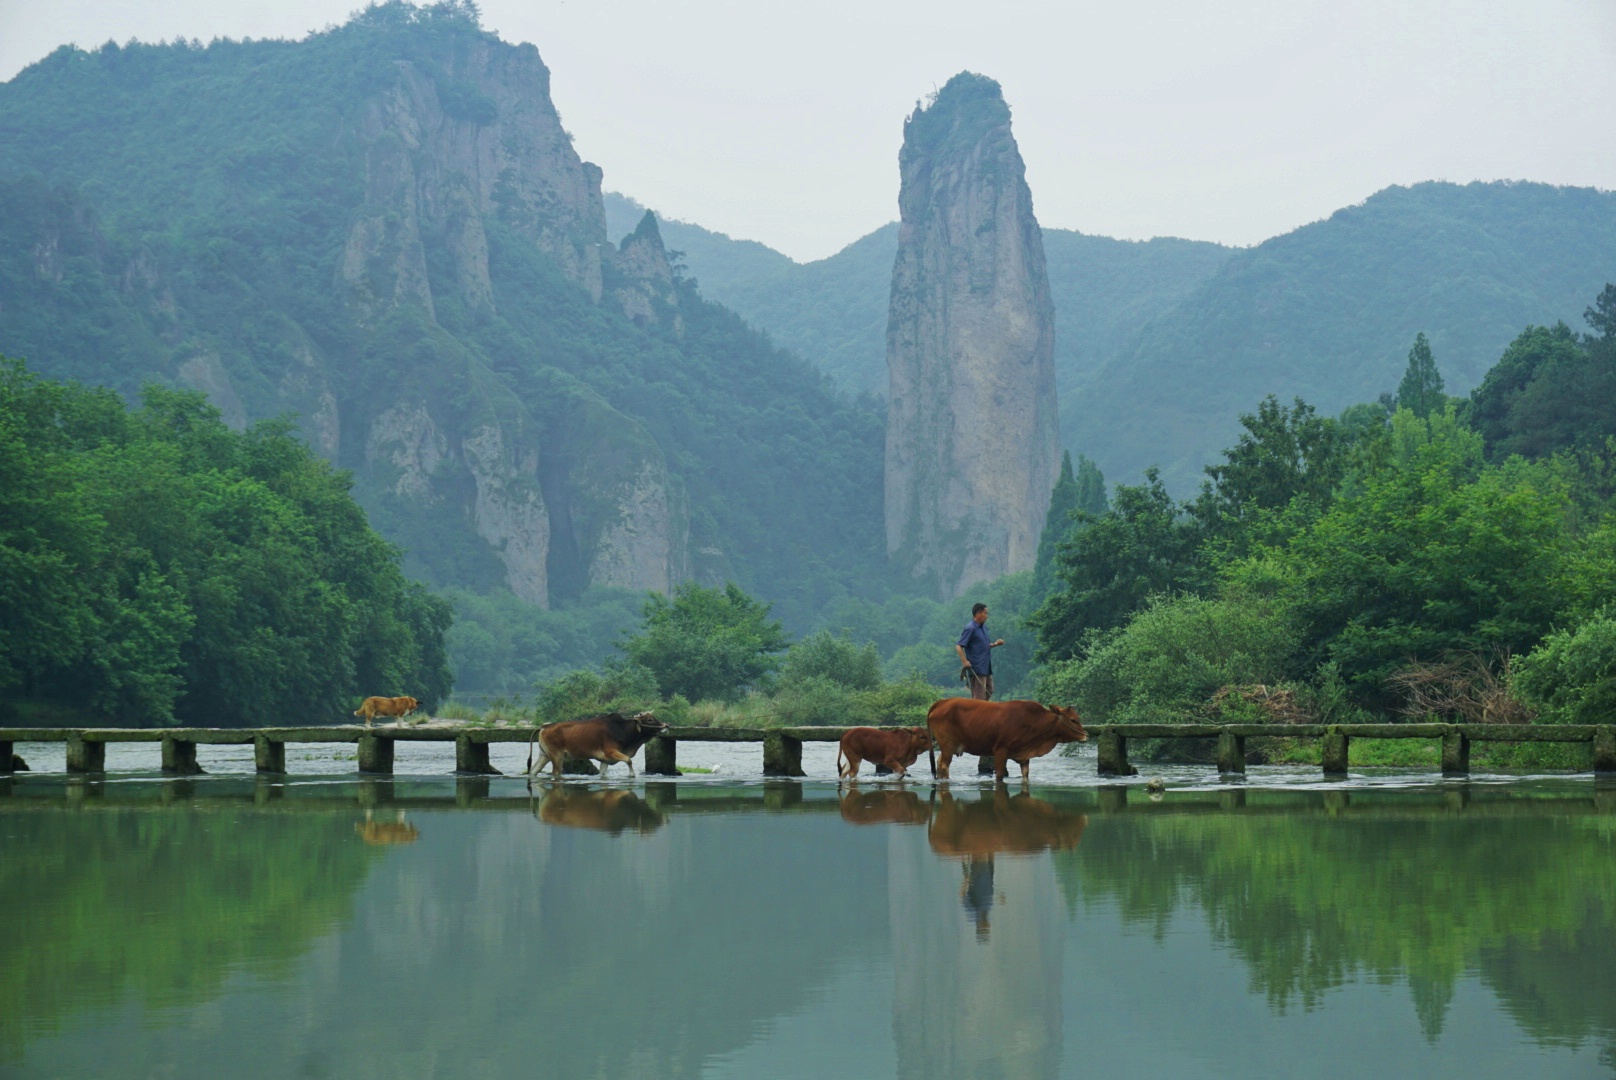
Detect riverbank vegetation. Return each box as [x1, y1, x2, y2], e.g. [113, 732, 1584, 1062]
[0, 360, 451, 726]
[1031, 287, 1616, 763]
[447, 583, 942, 729]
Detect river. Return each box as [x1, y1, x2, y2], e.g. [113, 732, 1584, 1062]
[1, 755, 1612, 1078]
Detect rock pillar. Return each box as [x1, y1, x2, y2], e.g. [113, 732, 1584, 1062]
[885, 72, 1060, 598]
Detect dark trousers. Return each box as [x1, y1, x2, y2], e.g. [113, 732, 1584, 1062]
[968, 671, 994, 701]
[969, 672, 995, 775]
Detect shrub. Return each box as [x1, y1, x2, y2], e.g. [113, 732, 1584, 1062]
[621, 582, 788, 702]
[534, 660, 662, 723]
[779, 630, 881, 691]
[771, 674, 863, 726]
[858, 673, 941, 728]
[1037, 591, 1298, 724]
[1513, 611, 1616, 724]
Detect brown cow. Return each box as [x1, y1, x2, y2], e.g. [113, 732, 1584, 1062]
[837, 726, 933, 780]
[837, 787, 932, 826]
[353, 695, 420, 727]
[926, 698, 1087, 782]
[526, 712, 669, 779]
[537, 787, 665, 835]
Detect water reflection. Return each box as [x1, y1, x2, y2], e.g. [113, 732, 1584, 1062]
[534, 784, 665, 835]
[0, 795, 376, 1062]
[891, 789, 1071, 1078]
[0, 779, 1612, 1078]
[355, 809, 420, 845]
[838, 785, 931, 826]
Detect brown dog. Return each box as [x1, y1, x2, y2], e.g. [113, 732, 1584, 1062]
[353, 695, 420, 727]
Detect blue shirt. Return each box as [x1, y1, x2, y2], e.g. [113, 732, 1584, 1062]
[958, 620, 992, 675]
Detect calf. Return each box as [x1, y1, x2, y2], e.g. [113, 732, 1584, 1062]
[926, 698, 1088, 782]
[837, 726, 933, 780]
[527, 711, 669, 779]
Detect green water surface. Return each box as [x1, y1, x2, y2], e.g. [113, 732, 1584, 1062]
[1, 777, 1613, 1079]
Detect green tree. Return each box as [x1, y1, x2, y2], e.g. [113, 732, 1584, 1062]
[1396, 332, 1446, 418]
[1037, 589, 1298, 724]
[1264, 411, 1572, 696]
[1191, 395, 1344, 555]
[0, 360, 452, 726]
[1466, 294, 1616, 461]
[621, 582, 789, 702]
[1583, 282, 1616, 341]
[1029, 468, 1204, 663]
[1034, 451, 1107, 595]
[1513, 610, 1616, 724]
[778, 630, 881, 691]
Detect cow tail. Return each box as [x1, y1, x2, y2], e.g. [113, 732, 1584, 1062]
[835, 745, 845, 779]
[926, 702, 938, 778]
[527, 728, 538, 774]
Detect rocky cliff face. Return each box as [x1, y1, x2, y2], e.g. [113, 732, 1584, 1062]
[884, 73, 1060, 599]
[342, 37, 607, 313]
[610, 211, 683, 333]
[324, 30, 687, 605]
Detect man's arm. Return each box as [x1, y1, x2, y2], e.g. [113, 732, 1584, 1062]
[991, 638, 1005, 648]
[956, 643, 971, 668]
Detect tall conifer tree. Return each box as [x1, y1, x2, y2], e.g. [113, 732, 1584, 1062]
[1397, 332, 1445, 418]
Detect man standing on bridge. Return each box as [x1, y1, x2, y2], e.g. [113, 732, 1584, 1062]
[956, 602, 1005, 700]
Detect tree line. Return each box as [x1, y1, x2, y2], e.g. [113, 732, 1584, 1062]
[1028, 286, 1616, 732]
[0, 359, 451, 726]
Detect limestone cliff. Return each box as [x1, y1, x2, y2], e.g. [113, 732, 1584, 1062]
[884, 73, 1060, 599]
[341, 36, 607, 312]
[540, 388, 690, 597]
[328, 29, 689, 605]
[610, 211, 683, 332]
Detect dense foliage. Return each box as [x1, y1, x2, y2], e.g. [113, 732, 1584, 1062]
[1466, 287, 1616, 461]
[1032, 296, 1616, 729]
[0, 360, 451, 726]
[620, 582, 789, 703]
[1033, 450, 1107, 595]
[525, 587, 945, 729]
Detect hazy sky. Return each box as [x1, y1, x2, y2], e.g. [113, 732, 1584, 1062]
[4, 0, 1615, 261]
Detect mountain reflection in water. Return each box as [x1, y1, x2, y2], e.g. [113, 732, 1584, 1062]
[0, 778, 1612, 1079]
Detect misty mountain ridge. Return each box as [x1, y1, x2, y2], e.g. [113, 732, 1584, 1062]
[609, 180, 1616, 494]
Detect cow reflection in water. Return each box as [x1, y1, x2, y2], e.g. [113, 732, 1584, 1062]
[535, 786, 665, 836]
[928, 791, 1088, 941]
[888, 790, 1085, 1080]
[355, 810, 420, 846]
[837, 787, 932, 827]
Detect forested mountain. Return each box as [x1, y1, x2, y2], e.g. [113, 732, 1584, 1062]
[1072, 181, 1616, 491]
[0, 2, 885, 632]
